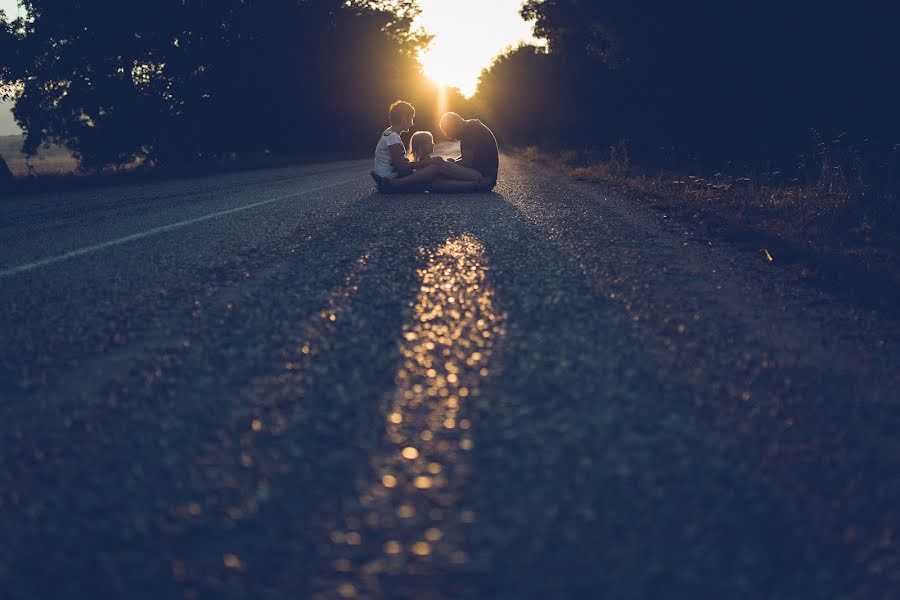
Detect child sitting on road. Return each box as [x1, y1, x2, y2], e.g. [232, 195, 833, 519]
[409, 131, 437, 164]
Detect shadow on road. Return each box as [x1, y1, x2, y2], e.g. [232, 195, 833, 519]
[1, 189, 832, 599]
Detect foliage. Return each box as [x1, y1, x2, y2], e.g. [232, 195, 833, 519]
[479, 0, 900, 189]
[0, 0, 446, 171]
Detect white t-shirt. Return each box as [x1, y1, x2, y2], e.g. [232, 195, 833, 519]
[374, 128, 404, 179]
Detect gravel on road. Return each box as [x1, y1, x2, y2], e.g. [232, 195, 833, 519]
[1, 153, 898, 599]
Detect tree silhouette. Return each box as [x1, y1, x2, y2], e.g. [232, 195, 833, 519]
[0, 0, 444, 171]
[479, 0, 900, 180]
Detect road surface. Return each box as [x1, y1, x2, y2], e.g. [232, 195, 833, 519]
[1, 151, 899, 599]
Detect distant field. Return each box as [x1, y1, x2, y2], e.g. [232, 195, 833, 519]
[0, 135, 78, 177]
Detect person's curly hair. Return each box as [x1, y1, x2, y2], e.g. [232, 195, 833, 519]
[389, 100, 415, 127]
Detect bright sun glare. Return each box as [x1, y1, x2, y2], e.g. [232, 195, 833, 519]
[414, 0, 540, 97]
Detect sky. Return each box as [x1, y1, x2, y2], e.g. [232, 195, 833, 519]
[0, 0, 538, 137]
[0, 0, 20, 135]
[415, 0, 538, 97]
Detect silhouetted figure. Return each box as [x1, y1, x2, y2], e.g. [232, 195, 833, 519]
[439, 112, 499, 191]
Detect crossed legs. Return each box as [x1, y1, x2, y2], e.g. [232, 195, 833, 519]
[431, 160, 495, 192]
[384, 161, 494, 193]
[385, 164, 444, 189]
[437, 161, 482, 182]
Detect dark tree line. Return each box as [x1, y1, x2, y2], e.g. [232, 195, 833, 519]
[477, 0, 899, 190]
[0, 0, 460, 171]
[4, 0, 896, 187]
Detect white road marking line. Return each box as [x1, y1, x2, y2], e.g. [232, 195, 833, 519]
[0, 176, 363, 279]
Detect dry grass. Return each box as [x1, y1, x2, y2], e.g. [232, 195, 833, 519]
[519, 144, 900, 314]
[0, 135, 78, 177]
[0, 137, 371, 197]
[3, 156, 79, 177]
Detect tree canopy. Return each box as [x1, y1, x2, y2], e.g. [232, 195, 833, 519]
[478, 0, 900, 179]
[0, 0, 453, 171]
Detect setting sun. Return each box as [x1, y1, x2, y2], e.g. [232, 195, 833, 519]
[415, 0, 539, 97]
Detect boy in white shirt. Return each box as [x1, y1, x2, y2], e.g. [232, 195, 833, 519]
[371, 101, 446, 192]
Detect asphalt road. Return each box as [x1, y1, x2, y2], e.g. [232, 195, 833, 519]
[1, 151, 899, 599]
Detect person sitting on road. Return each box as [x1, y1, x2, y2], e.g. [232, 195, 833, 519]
[370, 100, 445, 193]
[409, 130, 437, 164]
[438, 112, 499, 192]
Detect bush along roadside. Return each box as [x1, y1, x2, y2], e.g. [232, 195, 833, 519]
[518, 139, 900, 317]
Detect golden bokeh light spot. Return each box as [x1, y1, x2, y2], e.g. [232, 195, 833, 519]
[250, 419, 262, 432]
[411, 541, 432, 557]
[223, 553, 242, 569]
[345, 532, 362, 546]
[384, 540, 402, 555]
[388, 412, 403, 424]
[382, 474, 398, 488]
[425, 528, 443, 542]
[414, 476, 433, 490]
[401, 447, 419, 460]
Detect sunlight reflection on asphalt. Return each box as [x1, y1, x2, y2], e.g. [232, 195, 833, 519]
[316, 233, 505, 599]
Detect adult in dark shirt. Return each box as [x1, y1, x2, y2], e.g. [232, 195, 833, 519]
[438, 112, 499, 191]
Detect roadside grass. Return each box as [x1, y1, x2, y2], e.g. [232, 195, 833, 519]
[0, 134, 369, 197]
[0, 134, 78, 178]
[519, 142, 900, 315]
